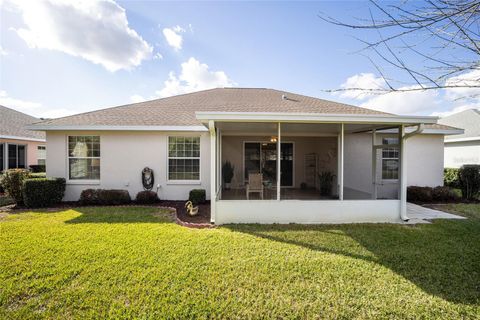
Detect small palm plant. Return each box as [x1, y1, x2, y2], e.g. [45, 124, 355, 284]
[318, 171, 336, 196]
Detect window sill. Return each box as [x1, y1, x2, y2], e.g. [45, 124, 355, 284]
[166, 180, 201, 185]
[67, 180, 101, 185]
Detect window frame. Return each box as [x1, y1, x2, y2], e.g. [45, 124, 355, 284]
[166, 135, 201, 185]
[37, 145, 46, 166]
[6, 143, 27, 169]
[381, 137, 399, 181]
[67, 135, 101, 184]
[0, 143, 4, 172]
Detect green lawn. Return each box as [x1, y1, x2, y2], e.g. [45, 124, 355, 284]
[1, 205, 479, 319]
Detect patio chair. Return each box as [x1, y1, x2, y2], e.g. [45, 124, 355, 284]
[246, 173, 264, 200]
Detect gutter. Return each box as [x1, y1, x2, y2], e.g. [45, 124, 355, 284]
[400, 123, 425, 221]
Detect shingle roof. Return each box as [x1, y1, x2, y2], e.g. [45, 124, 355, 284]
[438, 108, 480, 139]
[33, 88, 391, 127]
[0, 105, 45, 140]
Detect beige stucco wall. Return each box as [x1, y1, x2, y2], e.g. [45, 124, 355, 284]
[444, 140, 480, 168]
[46, 131, 211, 201]
[344, 133, 445, 199]
[221, 135, 338, 190]
[0, 138, 45, 168]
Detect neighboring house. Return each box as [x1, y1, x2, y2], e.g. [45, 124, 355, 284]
[28, 88, 461, 224]
[0, 105, 46, 171]
[438, 109, 480, 168]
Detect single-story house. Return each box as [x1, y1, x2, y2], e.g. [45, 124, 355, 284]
[438, 108, 480, 168]
[1, 105, 46, 171]
[28, 88, 462, 224]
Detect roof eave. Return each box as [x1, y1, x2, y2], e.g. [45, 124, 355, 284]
[25, 125, 208, 132]
[195, 112, 439, 125]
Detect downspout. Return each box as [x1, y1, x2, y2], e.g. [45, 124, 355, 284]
[399, 123, 425, 221]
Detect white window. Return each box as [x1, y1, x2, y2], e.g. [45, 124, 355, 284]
[168, 136, 200, 181]
[68, 136, 100, 180]
[37, 145, 46, 166]
[382, 138, 399, 180]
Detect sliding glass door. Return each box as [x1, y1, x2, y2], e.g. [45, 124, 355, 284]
[244, 142, 293, 187]
[7, 144, 26, 169]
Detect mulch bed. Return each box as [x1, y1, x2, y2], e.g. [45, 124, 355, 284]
[161, 200, 211, 225]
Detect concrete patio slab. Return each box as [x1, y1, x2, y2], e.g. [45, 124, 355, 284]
[406, 203, 467, 224]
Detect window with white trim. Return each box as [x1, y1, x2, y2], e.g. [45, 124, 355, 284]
[7, 144, 26, 169]
[68, 136, 100, 180]
[168, 136, 200, 181]
[37, 145, 46, 166]
[382, 137, 399, 180]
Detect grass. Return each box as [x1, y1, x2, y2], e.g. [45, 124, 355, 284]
[1, 205, 479, 319]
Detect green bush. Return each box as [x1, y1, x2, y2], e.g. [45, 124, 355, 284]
[135, 190, 159, 204]
[432, 186, 458, 202]
[23, 178, 66, 208]
[407, 186, 433, 203]
[189, 189, 206, 205]
[1, 169, 29, 204]
[459, 165, 480, 200]
[28, 172, 47, 179]
[29, 165, 46, 173]
[80, 189, 131, 205]
[444, 168, 460, 188]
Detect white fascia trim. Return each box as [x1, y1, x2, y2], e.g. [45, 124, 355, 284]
[0, 135, 46, 142]
[378, 128, 464, 135]
[195, 111, 438, 125]
[25, 125, 208, 132]
[445, 136, 480, 143]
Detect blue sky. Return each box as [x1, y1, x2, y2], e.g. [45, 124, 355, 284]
[0, 0, 478, 118]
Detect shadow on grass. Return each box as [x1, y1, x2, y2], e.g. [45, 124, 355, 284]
[226, 219, 480, 305]
[65, 206, 175, 224]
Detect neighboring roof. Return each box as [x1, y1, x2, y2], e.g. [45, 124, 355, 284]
[0, 105, 45, 141]
[30, 88, 390, 128]
[438, 108, 480, 141]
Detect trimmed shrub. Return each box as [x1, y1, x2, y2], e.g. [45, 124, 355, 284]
[0, 174, 4, 194]
[28, 172, 47, 179]
[23, 178, 66, 208]
[1, 169, 29, 204]
[80, 189, 131, 205]
[459, 165, 480, 200]
[432, 186, 457, 202]
[29, 165, 46, 173]
[444, 168, 460, 188]
[407, 186, 433, 203]
[189, 189, 206, 205]
[135, 190, 159, 204]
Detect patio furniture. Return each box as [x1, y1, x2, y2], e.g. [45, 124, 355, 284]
[246, 173, 264, 200]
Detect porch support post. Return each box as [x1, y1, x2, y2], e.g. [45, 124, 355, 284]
[371, 129, 377, 199]
[277, 122, 281, 201]
[399, 124, 408, 221]
[338, 123, 344, 200]
[209, 120, 216, 223]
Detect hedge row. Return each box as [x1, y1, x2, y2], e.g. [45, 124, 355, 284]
[80, 189, 131, 205]
[407, 186, 459, 203]
[23, 178, 66, 208]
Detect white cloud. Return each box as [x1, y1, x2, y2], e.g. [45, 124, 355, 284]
[0, 90, 77, 118]
[153, 52, 163, 60]
[444, 69, 480, 101]
[155, 57, 234, 98]
[338, 73, 387, 99]
[130, 94, 147, 103]
[0, 46, 8, 56]
[10, 0, 152, 72]
[162, 25, 185, 51]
